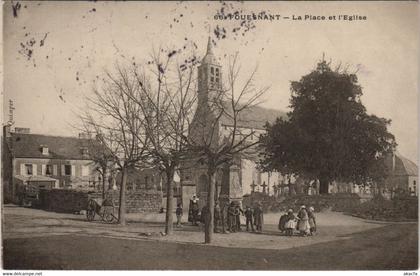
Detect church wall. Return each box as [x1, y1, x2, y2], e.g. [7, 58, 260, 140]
[241, 158, 257, 195]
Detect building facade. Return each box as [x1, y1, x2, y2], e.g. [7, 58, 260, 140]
[384, 152, 418, 196]
[2, 126, 101, 203]
[180, 38, 287, 209]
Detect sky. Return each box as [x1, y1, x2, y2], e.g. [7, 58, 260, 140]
[2, 1, 419, 163]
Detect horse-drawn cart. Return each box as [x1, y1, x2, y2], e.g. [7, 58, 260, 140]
[86, 197, 118, 223]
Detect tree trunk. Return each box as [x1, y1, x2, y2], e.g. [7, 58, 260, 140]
[319, 177, 329, 194]
[205, 167, 216, 244]
[118, 167, 127, 225]
[102, 166, 107, 200]
[165, 169, 175, 235]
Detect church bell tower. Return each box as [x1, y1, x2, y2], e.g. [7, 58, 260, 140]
[197, 37, 222, 104]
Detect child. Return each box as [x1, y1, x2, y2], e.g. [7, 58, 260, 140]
[176, 203, 183, 227]
[285, 209, 296, 236]
[308, 206, 317, 235]
[297, 205, 310, 236]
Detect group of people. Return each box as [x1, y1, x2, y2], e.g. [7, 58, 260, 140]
[213, 201, 264, 233]
[176, 196, 317, 237]
[279, 205, 317, 236]
[177, 195, 265, 234]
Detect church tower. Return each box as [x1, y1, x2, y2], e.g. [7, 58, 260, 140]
[197, 37, 222, 105]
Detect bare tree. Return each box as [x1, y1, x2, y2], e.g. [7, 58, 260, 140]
[188, 53, 269, 243]
[122, 47, 198, 235]
[80, 65, 150, 226]
[86, 137, 116, 199]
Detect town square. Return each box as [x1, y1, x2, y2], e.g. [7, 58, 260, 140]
[1, 1, 419, 272]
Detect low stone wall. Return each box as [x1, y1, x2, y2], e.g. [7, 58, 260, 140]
[244, 193, 363, 213]
[90, 190, 163, 213]
[38, 189, 163, 213]
[38, 189, 89, 213]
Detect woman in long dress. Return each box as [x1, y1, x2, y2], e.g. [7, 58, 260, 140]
[308, 206, 317, 235]
[297, 205, 310, 236]
[284, 209, 296, 236]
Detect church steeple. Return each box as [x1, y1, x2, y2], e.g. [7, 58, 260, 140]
[201, 36, 219, 66]
[198, 37, 222, 103]
[206, 36, 213, 56]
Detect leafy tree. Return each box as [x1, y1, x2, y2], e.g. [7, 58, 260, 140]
[260, 60, 396, 194]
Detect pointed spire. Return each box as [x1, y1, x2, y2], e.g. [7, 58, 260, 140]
[206, 36, 213, 55]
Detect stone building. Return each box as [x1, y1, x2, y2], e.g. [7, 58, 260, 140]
[2, 126, 101, 203]
[180, 38, 286, 209]
[384, 152, 418, 196]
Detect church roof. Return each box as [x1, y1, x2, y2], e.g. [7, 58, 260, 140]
[219, 102, 287, 130]
[385, 152, 418, 176]
[394, 154, 418, 176]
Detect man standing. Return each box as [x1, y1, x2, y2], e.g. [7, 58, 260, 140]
[254, 202, 264, 232]
[244, 206, 254, 232]
[189, 195, 200, 226]
[228, 202, 237, 232]
[221, 201, 230, 233]
[176, 203, 183, 228]
[214, 202, 221, 233]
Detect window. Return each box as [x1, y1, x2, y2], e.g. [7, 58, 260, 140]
[81, 147, 89, 156]
[210, 67, 214, 74]
[81, 165, 89, 176]
[46, 165, 53, 175]
[25, 164, 33, 175]
[41, 146, 49, 155]
[215, 77, 219, 83]
[210, 76, 214, 82]
[64, 165, 72, 176]
[215, 68, 219, 76]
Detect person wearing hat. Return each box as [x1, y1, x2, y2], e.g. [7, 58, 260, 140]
[189, 194, 200, 226]
[297, 205, 310, 236]
[284, 209, 297, 236]
[245, 205, 255, 232]
[308, 206, 317, 235]
[254, 202, 264, 233]
[221, 201, 230, 233]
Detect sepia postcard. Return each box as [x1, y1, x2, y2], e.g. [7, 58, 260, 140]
[1, 0, 419, 274]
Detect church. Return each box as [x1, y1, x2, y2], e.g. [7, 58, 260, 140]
[180, 38, 286, 209]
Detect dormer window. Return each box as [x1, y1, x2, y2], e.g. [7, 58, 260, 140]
[81, 147, 89, 156]
[41, 146, 49, 155]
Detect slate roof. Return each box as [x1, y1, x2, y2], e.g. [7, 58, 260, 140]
[394, 154, 418, 176]
[8, 133, 95, 160]
[219, 103, 287, 130]
[385, 152, 418, 176]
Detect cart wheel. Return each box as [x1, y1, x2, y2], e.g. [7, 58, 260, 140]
[86, 199, 96, 221]
[103, 212, 115, 223]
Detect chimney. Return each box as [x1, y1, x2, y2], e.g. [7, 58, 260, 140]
[3, 125, 11, 138]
